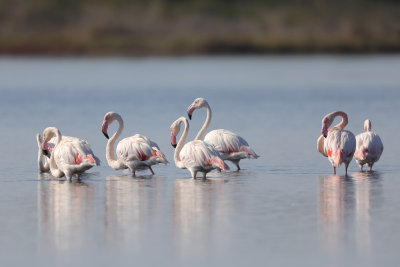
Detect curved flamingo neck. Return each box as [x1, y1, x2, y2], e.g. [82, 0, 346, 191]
[37, 134, 49, 172]
[364, 119, 371, 132]
[330, 111, 348, 131]
[195, 103, 212, 140]
[106, 115, 124, 169]
[47, 128, 63, 177]
[174, 118, 189, 165]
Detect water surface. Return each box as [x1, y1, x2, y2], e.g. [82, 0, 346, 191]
[0, 55, 399, 266]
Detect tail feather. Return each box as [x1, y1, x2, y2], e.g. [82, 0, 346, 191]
[212, 157, 230, 170]
[152, 147, 169, 164]
[240, 146, 259, 159]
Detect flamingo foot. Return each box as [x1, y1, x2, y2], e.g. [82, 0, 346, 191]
[149, 166, 155, 175]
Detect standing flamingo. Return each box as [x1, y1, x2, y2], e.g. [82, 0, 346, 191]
[41, 127, 100, 181]
[37, 134, 50, 172]
[101, 112, 168, 176]
[187, 97, 258, 171]
[354, 119, 383, 171]
[317, 111, 356, 175]
[170, 116, 229, 179]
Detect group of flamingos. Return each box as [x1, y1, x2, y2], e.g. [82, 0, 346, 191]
[36, 98, 383, 181]
[317, 110, 383, 175]
[36, 98, 259, 181]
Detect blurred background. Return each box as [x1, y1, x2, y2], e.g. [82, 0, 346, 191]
[0, 0, 399, 55]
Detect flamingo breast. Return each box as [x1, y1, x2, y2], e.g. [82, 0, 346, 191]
[180, 140, 222, 170]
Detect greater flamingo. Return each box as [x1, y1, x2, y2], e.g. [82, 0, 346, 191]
[354, 119, 383, 171]
[317, 111, 356, 175]
[170, 116, 229, 179]
[101, 112, 168, 176]
[37, 134, 50, 172]
[41, 127, 100, 181]
[187, 97, 258, 171]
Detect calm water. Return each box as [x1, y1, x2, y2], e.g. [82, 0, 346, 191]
[0, 55, 399, 266]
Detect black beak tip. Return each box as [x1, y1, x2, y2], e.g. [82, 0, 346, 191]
[188, 114, 192, 120]
[323, 134, 327, 138]
[43, 149, 50, 158]
[103, 132, 109, 139]
[171, 143, 177, 148]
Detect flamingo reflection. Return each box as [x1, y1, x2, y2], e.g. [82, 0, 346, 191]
[104, 175, 165, 251]
[319, 172, 381, 256]
[37, 175, 95, 251]
[172, 178, 230, 260]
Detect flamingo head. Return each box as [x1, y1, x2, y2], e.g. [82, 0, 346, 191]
[101, 112, 115, 139]
[170, 118, 183, 148]
[41, 128, 56, 158]
[364, 119, 371, 132]
[187, 97, 208, 120]
[321, 113, 335, 138]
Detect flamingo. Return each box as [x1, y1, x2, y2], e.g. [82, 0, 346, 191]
[317, 111, 356, 175]
[354, 119, 383, 171]
[101, 112, 168, 176]
[170, 116, 229, 179]
[41, 127, 100, 181]
[187, 97, 258, 171]
[36, 134, 50, 172]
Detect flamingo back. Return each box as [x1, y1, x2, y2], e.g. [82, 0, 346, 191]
[116, 134, 157, 162]
[180, 140, 228, 170]
[324, 129, 356, 167]
[205, 129, 257, 158]
[54, 136, 100, 167]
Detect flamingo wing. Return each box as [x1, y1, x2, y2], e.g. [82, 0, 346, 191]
[54, 137, 100, 167]
[180, 140, 228, 170]
[116, 134, 154, 162]
[205, 129, 258, 158]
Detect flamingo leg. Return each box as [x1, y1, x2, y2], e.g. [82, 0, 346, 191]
[236, 164, 241, 171]
[217, 168, 221, 173]
[149, 166, 155, 175]
[345, 166, 348, 176]
[360, 165, 363, 172]
[132, 171, 136, 177]
[202, 172, 206, 179]
[333, 167, 336, 175]
[369, 165, 373, 172]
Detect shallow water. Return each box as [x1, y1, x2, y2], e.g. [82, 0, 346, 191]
[0, 55, 400, 266]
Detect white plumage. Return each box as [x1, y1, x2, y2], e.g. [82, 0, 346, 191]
[170, 117, 229, 179]
[354, 119, 383, 171]
[41, 127, 100, 181]
[187, 97, 258, 170]
[102, 112, 167, 176]
[318, 111, 356, 175]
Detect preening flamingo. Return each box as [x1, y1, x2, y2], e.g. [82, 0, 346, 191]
[170, 116, 229, 179]
[187, 97, 258, 171]
[354, 119, 383, 171]
[41, 127, 100, 181]
[101, 112, 168, 176]
[317, 111, 356, 175]
[37, 134, 50, 172]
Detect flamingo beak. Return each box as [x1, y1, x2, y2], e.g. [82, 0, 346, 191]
[102, 121, 109, 139]
[322, 125, 328, 138]
[41, 140, 50, 158]
[171, 134, 177, 148]
[187, 103, 195, 120]
[43, 149, 50, 158]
